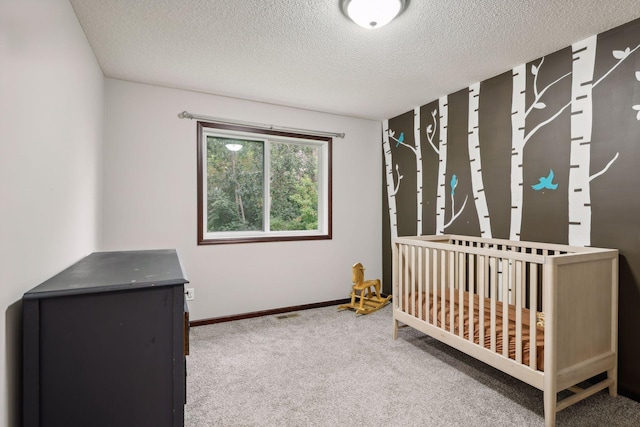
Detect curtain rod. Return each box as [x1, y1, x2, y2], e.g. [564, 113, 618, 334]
[177, 111, 345, 139]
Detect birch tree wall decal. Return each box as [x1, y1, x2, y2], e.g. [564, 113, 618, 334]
[386, 109, 424, 236]
[414, 107, 423, 235]
[508, 39, 638, 245]
[568, 36, 597, 246]
[468, 82, 492, 237]
[568, 39, 640, 246]
[435, 96, 449, 234]
[510, 64, 526, 240]
[510, 59, 572, 240]
[383, 120, 402, 239]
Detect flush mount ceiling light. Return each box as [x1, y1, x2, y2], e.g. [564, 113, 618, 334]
[341, 0, 407, 30]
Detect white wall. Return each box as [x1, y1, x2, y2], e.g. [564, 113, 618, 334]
[0, 0, 104, 425]
[103, 79, 382, 321]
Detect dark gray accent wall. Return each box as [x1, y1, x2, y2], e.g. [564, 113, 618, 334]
[383, 17, 640, 401]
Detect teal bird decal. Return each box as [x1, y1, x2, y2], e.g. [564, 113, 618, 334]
[450, 174, 458, 195]
[395, 132, 405, 147]
[532, 169, 558, 191]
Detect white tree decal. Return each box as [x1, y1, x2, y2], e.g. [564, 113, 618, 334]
[568, 36, 597, 246]
[633, 71, 640, 119]
[435, 96, 449, 234]
[414, 107, 423, 235]
[383, 120, 402, 239]
[388, 108, 424, 236]
[568, 40, 640, 246]
[509, 64, 527, 240]
[468, 82, 492, 238]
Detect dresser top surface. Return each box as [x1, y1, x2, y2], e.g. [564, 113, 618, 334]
[24, 249, 189, 299]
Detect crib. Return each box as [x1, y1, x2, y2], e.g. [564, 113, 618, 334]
[392, 235, 618, 427]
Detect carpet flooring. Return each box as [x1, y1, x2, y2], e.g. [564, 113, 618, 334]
[185, 304, 640, 426]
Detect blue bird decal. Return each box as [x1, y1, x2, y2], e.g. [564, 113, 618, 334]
[531, 169, 558, 191]
[395, 132, 405, 147]
[450, 174, 458, 196]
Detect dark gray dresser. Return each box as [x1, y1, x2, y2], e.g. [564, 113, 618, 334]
[23, 249, 189, 427]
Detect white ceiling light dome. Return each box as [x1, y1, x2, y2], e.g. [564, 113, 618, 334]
[341, 0, 407, 30]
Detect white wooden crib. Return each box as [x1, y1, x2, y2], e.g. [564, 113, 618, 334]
[392, 235, 618, 427]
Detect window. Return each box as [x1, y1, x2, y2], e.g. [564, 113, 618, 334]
[197, 122, 332, 244]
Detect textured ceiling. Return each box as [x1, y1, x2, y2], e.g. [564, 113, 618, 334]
[69, 0, 640, 120]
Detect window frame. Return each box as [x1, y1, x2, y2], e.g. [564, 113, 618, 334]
[197, 121, 332, 245]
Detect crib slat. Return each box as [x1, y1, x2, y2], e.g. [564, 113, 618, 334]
[490, 256, 497, 352]
[417, 247, 423, 321]
[485, 254, 490, 297]
[515, 260, 523, 364]
[458, 251, 465, 338]
[502, 258, 509, 358]
[410, 245, 416, 317]
[479, 255, 487, 347]
[424, 248, 430, 323]
[441, 250, 446, 329]
[396, 244, 402, 311]
[404, 245, 409, 315]
[521, 256, 528, 308]
[399, 244, 403, 311]
[449, 250, 455, 333]
[529, 264, 538, 370]
[432, 249, 442, 325]
[468, 254, 475, 343]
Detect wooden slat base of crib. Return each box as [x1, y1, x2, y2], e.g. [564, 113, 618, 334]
[556, 378, 614, 412]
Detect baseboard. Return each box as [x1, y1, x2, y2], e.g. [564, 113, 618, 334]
[189, 298, 351, 326]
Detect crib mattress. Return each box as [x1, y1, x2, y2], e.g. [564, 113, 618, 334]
[401, 291, 545, 371]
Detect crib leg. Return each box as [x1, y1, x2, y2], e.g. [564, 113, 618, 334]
[543, 389, 556, 427]
[393, 318, 398, 340]
[607, 366, 618, 397]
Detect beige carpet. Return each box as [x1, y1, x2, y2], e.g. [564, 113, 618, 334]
[185, 304, 640, 426]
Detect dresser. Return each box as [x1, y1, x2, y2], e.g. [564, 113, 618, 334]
[23, 249, 189, 427]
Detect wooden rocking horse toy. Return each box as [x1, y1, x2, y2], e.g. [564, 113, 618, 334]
[338, 263, 392, 315]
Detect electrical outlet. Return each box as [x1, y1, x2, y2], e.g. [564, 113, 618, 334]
[185, 288, 195, 301]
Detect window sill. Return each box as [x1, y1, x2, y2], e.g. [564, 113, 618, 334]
[198, 232, 332, 245]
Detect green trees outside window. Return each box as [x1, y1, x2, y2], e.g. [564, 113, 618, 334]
[198, 121, 331, 244]
[206, 136, 264, 232]
[269, 143, 318, 232]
